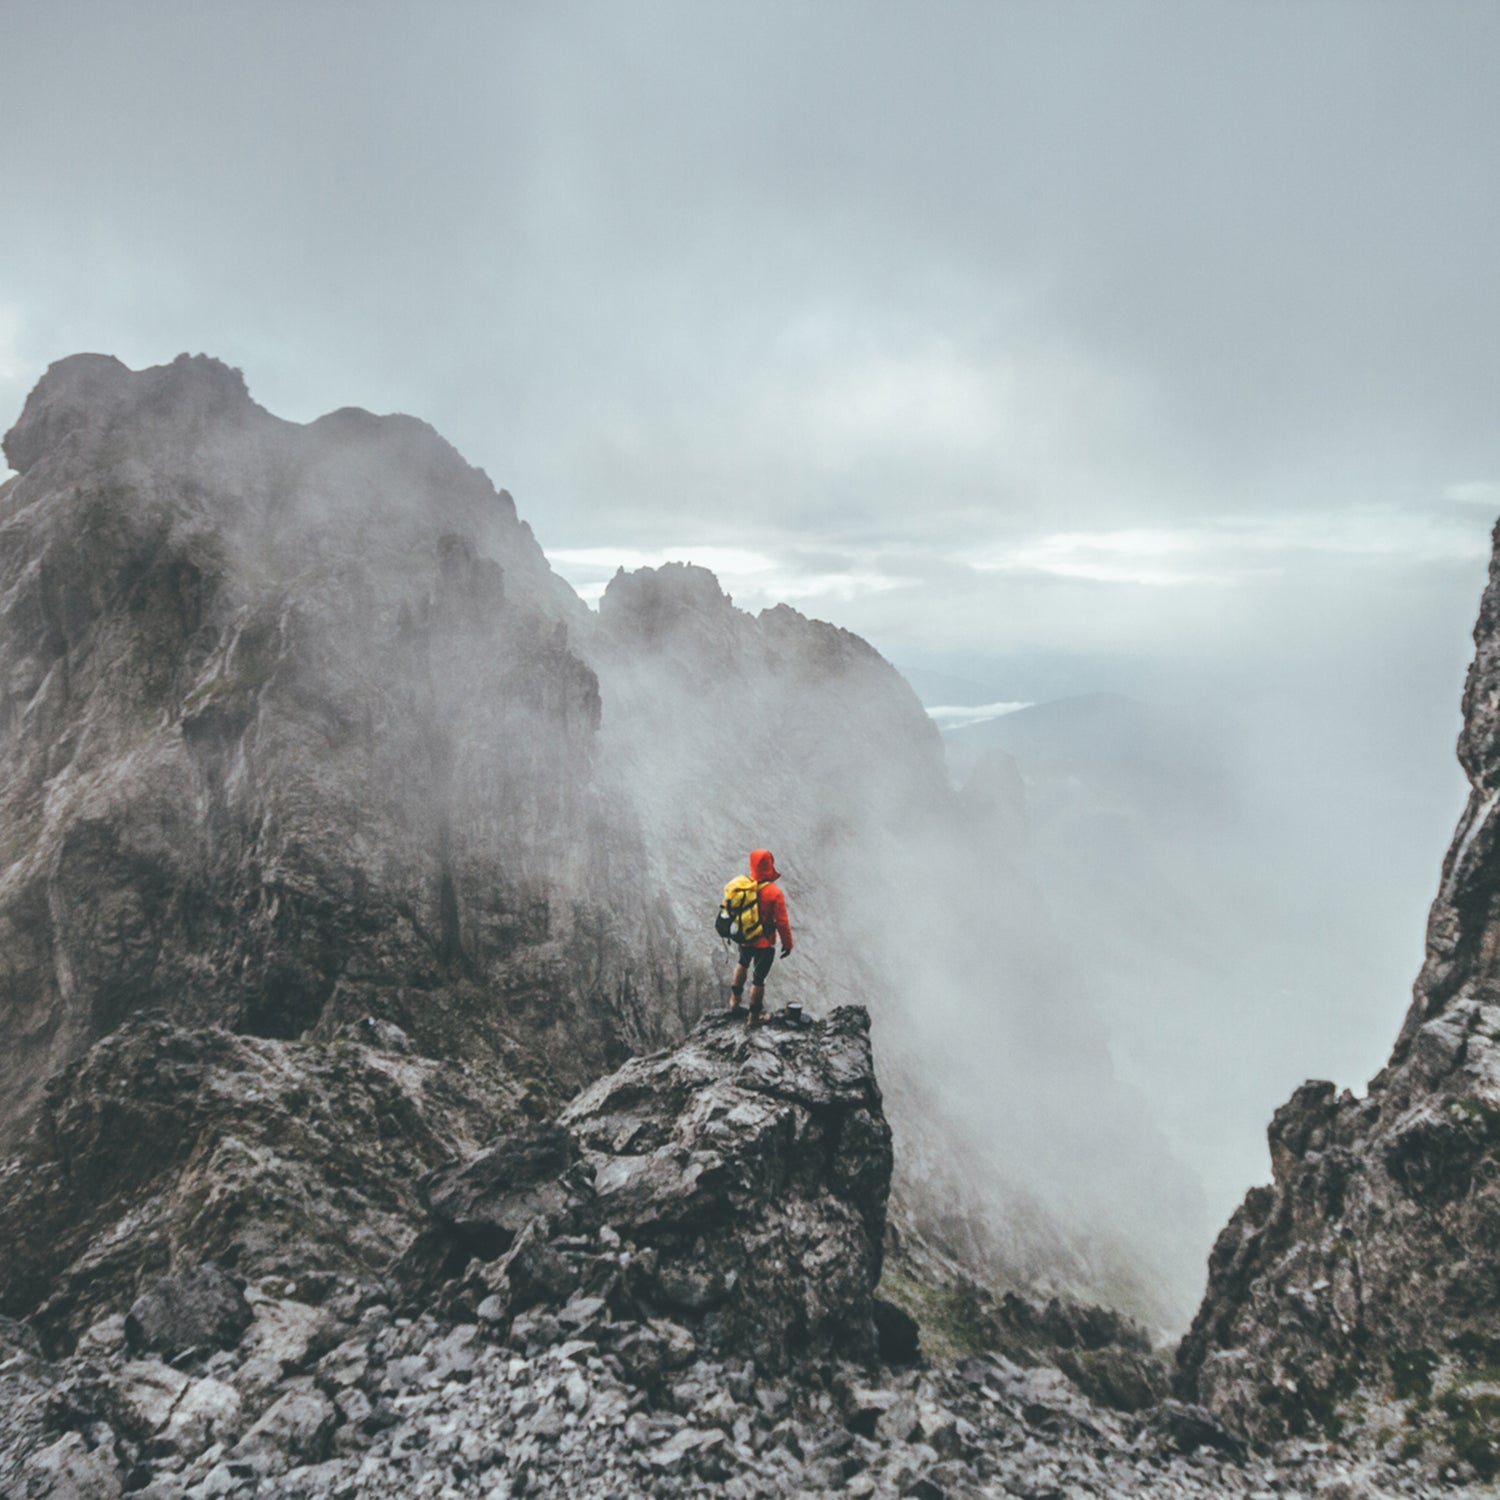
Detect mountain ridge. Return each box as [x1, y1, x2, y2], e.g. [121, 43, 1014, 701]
[0, 351, 1199, 1324]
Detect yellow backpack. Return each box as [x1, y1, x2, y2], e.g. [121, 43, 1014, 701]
[715, 875, 764, 946]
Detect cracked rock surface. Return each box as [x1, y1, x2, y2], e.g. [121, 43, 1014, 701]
[407, 1007, 892, 1373]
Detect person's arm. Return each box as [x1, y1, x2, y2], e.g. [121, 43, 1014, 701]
[770, 887, 793, 954]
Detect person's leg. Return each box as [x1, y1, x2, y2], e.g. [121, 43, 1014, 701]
[729, 951, 750, 1009]
[746, 947, 774, 1023]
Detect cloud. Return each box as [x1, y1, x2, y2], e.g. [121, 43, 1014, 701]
[757, 321, 1009, 464]
[1445, 481, 1500, 507]
[5, 3, 1498, 564]
[972, 529, 1238, 588]
[544, 501, 1495, 663]
[0, 305, 23, 387]
[962, 508, 1493, 592]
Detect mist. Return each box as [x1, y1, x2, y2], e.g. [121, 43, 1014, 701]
[578, 563, 1209, 1323]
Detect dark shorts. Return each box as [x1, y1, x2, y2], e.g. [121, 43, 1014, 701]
[738, 945, 775, 985]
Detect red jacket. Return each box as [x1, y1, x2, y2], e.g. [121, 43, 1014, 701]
[747, 848, 793, 951]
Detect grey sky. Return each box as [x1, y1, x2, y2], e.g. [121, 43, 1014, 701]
[4, 1, 1499, 1214]
[4, 3, 1496, 634]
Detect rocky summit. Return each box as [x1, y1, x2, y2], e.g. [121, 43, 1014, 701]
[408, 1007, 894, 1375]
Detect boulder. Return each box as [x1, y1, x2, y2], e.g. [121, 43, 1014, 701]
[108, 1361, 192, 1442]
[1148, 1399, 1247, 1461]
[412, 1006, 893, 1371]
[233, 1293, 340, 1400]
[158, 1377, 244, 1455]
[421, 1120, 587, 1260]
[19, 1430, 123, 1499]
[231, 1385, 337, 1475]
[873, 1298, 921, 1366]
[124, 1263, 252, 1357]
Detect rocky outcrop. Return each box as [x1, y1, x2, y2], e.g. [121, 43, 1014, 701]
[1179, 1016, 1500, 1476]
[406, 1006, 894, 1373]
[0, 1002, 890, 1487]
[1179, 519, 1500, 1477]
[125, 1263, 253, 1358]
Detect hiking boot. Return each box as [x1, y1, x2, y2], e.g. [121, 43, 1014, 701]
[746, 1006, 766, 1028]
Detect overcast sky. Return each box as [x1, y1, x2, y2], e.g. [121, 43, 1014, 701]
[4, 2, 1499, 1162]
[5, 4, 1496, 657]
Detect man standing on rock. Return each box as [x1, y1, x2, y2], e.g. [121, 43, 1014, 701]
[727, 848, 794, 1025]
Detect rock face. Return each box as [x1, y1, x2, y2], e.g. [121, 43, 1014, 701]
[1401, 519, 1500, 1053]
[1179, 519, 1500, 1474]
[0, 353, 702, 1153]
[0, 1012, 520, 1349]
[409, 1007, 893, 1373]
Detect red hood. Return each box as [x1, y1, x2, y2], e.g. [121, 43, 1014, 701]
[749, 848, 781, 883]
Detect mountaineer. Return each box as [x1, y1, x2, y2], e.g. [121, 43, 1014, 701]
[717, 848, 794, 1025]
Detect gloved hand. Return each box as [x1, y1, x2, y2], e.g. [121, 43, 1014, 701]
[781, 946, 792, 959]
